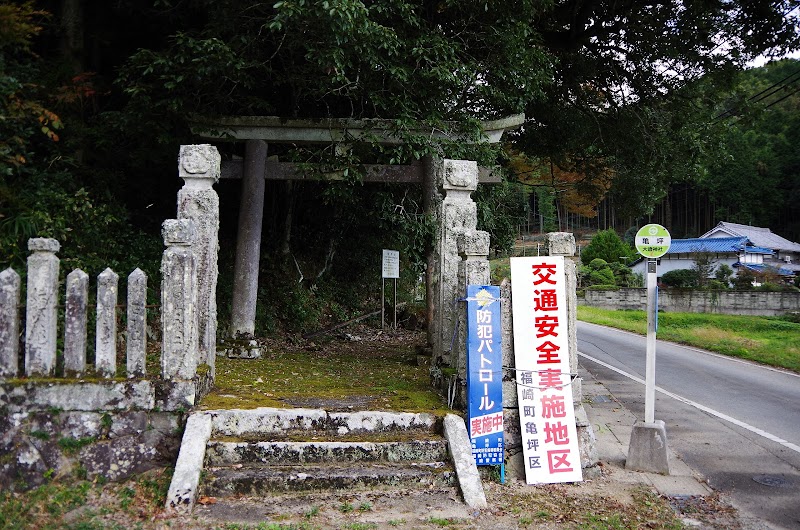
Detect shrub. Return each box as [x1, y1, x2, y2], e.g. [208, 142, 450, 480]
[588, 258, 609, 269]
[732, 268, 756, 290]
[587, 284, 619, 290]
[715, 264, 733, 286]
[707, 279, 728, 290]
[661, 269, 697, 288]
[581, 229, 635, 266]
[589, 268, 615, 286]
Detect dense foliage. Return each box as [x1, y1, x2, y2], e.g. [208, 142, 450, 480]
[0, 4, 162, 287]
[699, 59, 800, 239]
[2, 1, 799, 332]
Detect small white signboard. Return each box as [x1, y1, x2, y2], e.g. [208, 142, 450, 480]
[510, 256, 583, 485]
[382, 249, 400, 279]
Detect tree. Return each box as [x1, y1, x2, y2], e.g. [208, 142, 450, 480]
[580, 229, 635, 266]
[507, 149, 615, 224]
[715, 264, 734, 288]
[732, 268, 756, 290]
[3, 1, 800, 330]
[609, 261, 640, 288]
[0, 4, 60, 176]
[514, 1, 800, 221]
[0, 4, 163, 279]
[697, 59, 800, 241]
[692, 251, 717, 288]
[111, 2, 800, 195]
[474, 180, 528, 255]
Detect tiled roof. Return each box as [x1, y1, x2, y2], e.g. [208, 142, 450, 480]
[665, 237, 772, 255]
[701, 222, 800, 252]
[736, 263, 795, 277]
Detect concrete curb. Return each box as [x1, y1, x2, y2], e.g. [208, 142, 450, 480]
[579, 365, 712, 497]
[443, 413, 488, 509]
[165, 412, 212, 514]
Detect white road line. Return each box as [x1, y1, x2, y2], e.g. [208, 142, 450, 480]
[579, 351, 800, 455]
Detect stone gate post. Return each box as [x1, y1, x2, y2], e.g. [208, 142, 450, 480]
[161, 219, 199, 381]
[499, 233, 599, 479]
[177, 144, 221, 376]
[429, 159, 479, 367]
[452, 229, 491, 407]
[547, 232, 599, 473]
[24, 238, 60, 376]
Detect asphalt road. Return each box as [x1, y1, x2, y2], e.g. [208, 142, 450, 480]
[577, 321, 800, 530]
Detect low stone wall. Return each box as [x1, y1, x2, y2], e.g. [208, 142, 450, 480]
[582, 288, 800, 316]
[0, 145, 223, 491]
[0, 378, 210, 490]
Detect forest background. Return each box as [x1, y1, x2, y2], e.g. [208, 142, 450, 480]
[2, 0, 799, 334]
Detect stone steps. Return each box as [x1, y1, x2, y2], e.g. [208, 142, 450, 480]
[203, 462, 457, 496]
[201, 409, 455, 497]
[165, 408, 487, 514]
[205, 439, 450, 465]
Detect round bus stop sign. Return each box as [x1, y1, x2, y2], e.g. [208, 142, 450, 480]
[635, 224, 671, 259]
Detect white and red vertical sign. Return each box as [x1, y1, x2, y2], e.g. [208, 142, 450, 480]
[510, 256, 583, 484]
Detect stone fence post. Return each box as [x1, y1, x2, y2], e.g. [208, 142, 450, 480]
[177, 144, 220, 377]
[127, 268, 148, 378]
[24, 238, 60, 376]
[0, 268, 21, 377]
[96, 268, 119, 378]
[64, 269, 89, 375]
[161, 219, 199, 381]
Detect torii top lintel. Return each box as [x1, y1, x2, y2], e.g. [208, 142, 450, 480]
[193, 114, 524, 145]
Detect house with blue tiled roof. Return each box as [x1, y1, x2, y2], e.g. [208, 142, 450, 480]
[700, 221, 800, 275]
[630, 235, 795, 282]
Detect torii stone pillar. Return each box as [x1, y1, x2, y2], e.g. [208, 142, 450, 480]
[426, 159, 481, 367]
[230, 140, 267, 337]
[422, 157, 439, 352]
[177, 144, 221, 375]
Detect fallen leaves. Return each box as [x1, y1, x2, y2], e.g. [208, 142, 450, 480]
[196, 496, 217, 505]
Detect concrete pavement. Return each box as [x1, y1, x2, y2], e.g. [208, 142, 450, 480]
[579, 363, 713, 498]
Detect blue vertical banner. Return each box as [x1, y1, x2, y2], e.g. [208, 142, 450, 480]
[466, 285, 504, 476]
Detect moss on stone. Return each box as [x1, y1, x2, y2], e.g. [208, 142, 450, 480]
[199, 339, 450, 414]
[212, 429, 445, 443]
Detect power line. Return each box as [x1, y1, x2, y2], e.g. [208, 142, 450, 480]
[743, 67, 800, 102]
[713, 68, 800, 121]
[762, 82, 800, 109]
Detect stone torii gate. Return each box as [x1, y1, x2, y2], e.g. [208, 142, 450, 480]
[193, 114, 524, 373]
